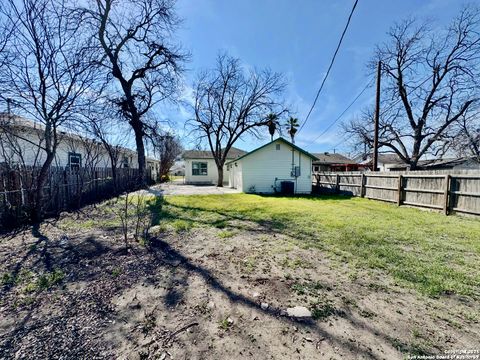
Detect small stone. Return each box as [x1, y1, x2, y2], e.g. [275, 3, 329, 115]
[227, 317, 234, 325]
[128, 301, 141, 310]
[206, 301, 216, 310]
[252, 292, 260, 298]
[286, 306, 312, 318]
[260, 303, 269, 310]
[304, 337, 313, 342]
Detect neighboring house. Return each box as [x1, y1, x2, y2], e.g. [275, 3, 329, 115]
[183, 147, 246, 185]
[312, 152, 361, 172]
[359, 153, 406, 171]
[226, 137, 318, 194]
[0, 114, 160, 180]
[389, 157, 480, 171]
[169, 160, 185, 176]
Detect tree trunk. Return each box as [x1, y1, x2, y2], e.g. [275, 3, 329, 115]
[132, 123, 147, 188]
[217, 165, 224, 187]
[31, 152, 55, 222]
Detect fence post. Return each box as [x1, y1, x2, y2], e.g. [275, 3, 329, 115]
[360, 174, 365, 197]
[397, 175, 403, 206]
[335, 174, 340, 194]
[443, 174, 450, 216]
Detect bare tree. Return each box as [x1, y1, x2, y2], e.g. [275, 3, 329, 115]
[76, 107, 132, 190]
[150, 133, 182, 181]
[0, 0, 97, 220]
[80, 0, 187, 187]
[450, 111, 480, 160]
[344, 7, 480, 169]
[190, 54, 287, 186]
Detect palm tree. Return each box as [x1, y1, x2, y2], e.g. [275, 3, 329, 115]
[286, 117, 299, 144]
[266, 113, 278, 141]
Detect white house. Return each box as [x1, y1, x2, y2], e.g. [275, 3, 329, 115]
[0, 114, 160, 180]
[183, 147, 246, 185]
[226, 138, 318, 194]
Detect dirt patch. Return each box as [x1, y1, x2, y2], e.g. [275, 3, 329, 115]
[0, 207, 478, 359]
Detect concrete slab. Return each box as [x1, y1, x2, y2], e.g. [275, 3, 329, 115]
[139, 181, 241, 196]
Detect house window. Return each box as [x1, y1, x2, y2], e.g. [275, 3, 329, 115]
[276, 144, 281, 150]
[314, 166, 319, 172]
[122, 156, 129, 168]
[192, 162, 208, 176]
[68, 152, 81, 170]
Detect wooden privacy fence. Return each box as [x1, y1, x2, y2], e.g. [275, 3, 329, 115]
[0, 166, 142, 229]
[313, 170, 480, 216]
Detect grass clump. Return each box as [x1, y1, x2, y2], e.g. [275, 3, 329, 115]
[218, 229, 236, 239]
[24, 269, 65, 293]
[310, 300, 337, 321]
[171, 219, 193, 233]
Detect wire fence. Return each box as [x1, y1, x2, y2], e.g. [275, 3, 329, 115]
[0, 166, 145, 230]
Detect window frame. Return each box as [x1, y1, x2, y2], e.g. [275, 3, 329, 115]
[192, 161, 208, 176]
[68, 152, 82, 170]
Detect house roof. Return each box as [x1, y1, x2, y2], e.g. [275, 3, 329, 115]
[183, 147, 246, 159]
[226, 137, 319, 165]
[0, 113, 158, 161]
[312, 152, 355, 165]
[359, 153, 406, 165]
[388, 157, 480, 170]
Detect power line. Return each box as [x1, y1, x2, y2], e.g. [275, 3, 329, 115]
[320, 74, 433, 153]
[298, 0, 359, 134]
[305, 81, 371, 146]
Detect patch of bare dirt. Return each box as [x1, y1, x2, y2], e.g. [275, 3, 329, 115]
[0, 211, 478, 359]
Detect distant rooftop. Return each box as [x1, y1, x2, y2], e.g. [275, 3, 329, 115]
[312, 152, 355, 165]
[183, 147, 247, 160]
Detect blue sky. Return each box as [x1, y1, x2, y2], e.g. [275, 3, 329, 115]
[166, 0, 475, 154]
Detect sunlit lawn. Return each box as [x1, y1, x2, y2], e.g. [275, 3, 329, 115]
[158, 194, 480, 298]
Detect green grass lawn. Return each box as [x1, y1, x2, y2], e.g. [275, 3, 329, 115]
[158, 194, 480, 298]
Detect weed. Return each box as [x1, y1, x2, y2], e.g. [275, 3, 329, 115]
[111, 268, 123, 278]
[172, 219, 192, 233]
[142, 311, 156, 334]
[23, 269, 64, 293]
[242, 256, 257, 273]
[310, 301, 337, 321]
[1, 272, 15, 286]
[291, 281, 331, 296]
[280, 256, 312, 270]
[218, 230, 235, 239]
[359, 309, 377, 318]
[219, 317, 233, 330]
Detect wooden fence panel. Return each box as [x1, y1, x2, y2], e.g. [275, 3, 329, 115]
[0, 166, 142, 229]
[313, 170, 480, 216]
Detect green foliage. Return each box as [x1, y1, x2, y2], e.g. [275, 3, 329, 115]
[310, 300, 337, 320]
[217, 229, 236, 239]
[171, 219, 193, 233]
[1, 272, 16, 286]
[292, 281, 331, 296]
[24, 269, 65, 293]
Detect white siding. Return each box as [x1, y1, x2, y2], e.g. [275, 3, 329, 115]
[228, 161, 242, 190]
[0, 128, 139, 169]
[235, 140, 312, 194]
[184, 158, 231, 185]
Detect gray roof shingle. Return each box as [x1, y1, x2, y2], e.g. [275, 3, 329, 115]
[183, 147, 247, 159]
[312, 152, 355, 165]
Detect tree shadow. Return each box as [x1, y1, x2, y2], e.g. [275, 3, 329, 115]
[148, 236, 386, 359]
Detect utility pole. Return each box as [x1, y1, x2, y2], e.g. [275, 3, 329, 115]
[6, 98, 11, 116]
[372, 61, 381, 172]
